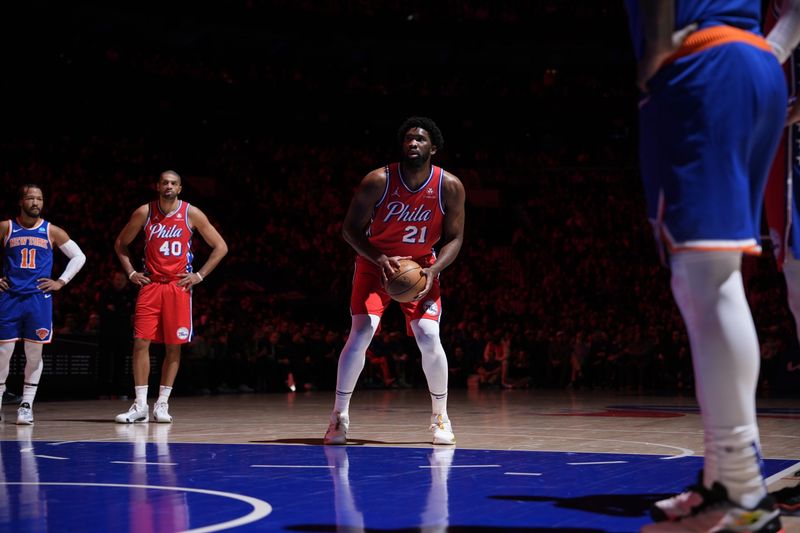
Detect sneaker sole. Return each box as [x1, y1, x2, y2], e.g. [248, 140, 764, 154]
[154, 417, 172, 423]
[432, 434, 456, 445]
[15, 420, 33, 426]
[324, 436, 347, 445]
[115, 417, 149, 424]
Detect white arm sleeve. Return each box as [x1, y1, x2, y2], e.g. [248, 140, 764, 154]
[767, 0, 800, 64]
[57, 240, 86, 285]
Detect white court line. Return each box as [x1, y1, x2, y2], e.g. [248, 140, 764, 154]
[111, 461, 178, 466]
[250, 464, 334, 469]
[462, 434, 697, 459]
[418, 465, 501, 469]
[765, 461, 800, 485]
[33, 455, 68, 460]
[568, 461, 628, 466]
[505, 472, 542, 476]
[0, 482, 272, 533]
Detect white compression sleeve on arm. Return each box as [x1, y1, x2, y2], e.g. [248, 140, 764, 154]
[767, 0, 800, 64]
[58, 240, 86, 284]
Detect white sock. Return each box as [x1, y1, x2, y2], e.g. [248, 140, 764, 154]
[670, 251, 766, 506]
[411, 319, 449, 417]
[22, 342, 43, 406]
[134, 385, 148, 407]
[332, 314, 379, 415]
[157, 386, 173, 404]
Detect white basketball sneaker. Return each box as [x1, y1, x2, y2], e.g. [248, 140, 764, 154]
[324, 411, 349, 445]
[16, 402, 34, 425]
[115, 402, 149, 423]
[430, 414, 455, 445]
[153, 402, 173, 423]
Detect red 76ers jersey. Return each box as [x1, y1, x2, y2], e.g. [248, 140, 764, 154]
[143, 200, 194, 282]
[366, 163, 445, 260]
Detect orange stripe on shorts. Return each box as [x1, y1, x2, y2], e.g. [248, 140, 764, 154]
[665, 25, 772, 65]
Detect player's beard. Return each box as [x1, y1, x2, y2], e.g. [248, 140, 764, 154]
[403, 154, 427, 170]
[22, 206, 40, 218]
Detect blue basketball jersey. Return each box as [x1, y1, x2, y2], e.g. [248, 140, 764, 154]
[3, 219, 54, 295]
[625, 1, 763, 60]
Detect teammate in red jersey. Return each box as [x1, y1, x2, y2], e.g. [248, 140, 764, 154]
[324, 116, 466, 445]
[114, 171, 228, 424]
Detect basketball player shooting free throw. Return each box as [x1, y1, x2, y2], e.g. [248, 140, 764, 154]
[324, 116, 466, 445]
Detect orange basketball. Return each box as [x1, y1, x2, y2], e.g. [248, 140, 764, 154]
[386, 259, 426, 302]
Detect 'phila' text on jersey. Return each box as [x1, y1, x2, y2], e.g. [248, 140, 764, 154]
[382, 202, 433, 223]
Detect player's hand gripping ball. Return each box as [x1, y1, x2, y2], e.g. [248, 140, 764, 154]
[386, 259, 426, 302]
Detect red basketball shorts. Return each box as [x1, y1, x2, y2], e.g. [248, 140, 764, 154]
[134, 282, 193, 344]
[350, 259, 442, 333]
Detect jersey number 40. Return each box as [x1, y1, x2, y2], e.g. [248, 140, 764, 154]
[159, 241, 183, 257]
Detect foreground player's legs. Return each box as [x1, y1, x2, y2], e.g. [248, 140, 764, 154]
[411, 318, 455, 445]
[671, 251, 766, 503]
[324, 314, 379, 444]
[646, 250, 781, 530]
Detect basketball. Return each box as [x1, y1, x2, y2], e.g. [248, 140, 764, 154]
[386, 259, 426, 302]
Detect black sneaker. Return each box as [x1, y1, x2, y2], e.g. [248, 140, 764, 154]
[643, 485, 782, 533]
[771, 483, 800, 515]
[650, 471, 725, 522]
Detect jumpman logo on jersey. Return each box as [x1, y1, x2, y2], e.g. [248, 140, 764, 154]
[392, 187, 400, 197]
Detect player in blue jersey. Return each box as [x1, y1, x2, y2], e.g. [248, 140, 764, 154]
[760, 0, 800, 517]
[626, 1, 800, 531]
[0, 184, 86, 424]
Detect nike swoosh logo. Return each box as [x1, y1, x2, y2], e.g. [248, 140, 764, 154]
[11, 228, 22, 233]
[43, 294, 51, 299]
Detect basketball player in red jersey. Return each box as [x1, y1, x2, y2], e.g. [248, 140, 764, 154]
[324, 117, 466, 445]
[114, 171, 228, 423]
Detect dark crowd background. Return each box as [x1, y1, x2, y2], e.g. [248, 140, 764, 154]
[1, 1, 799, 397]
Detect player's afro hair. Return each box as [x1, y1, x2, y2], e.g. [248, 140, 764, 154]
[397, 117, 444, 151]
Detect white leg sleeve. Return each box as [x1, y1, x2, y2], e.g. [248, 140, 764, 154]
[670, 251, 766, 507]
[332, 314, 380, 414]
[411, 319, 449, 415]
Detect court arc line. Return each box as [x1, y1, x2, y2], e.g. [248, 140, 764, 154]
[0, 481, 272, 533]
[510, 439, 695, 459]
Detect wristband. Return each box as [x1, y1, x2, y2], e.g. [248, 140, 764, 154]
[196, 272, 204, 281]
[128, 271, 137, 280]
